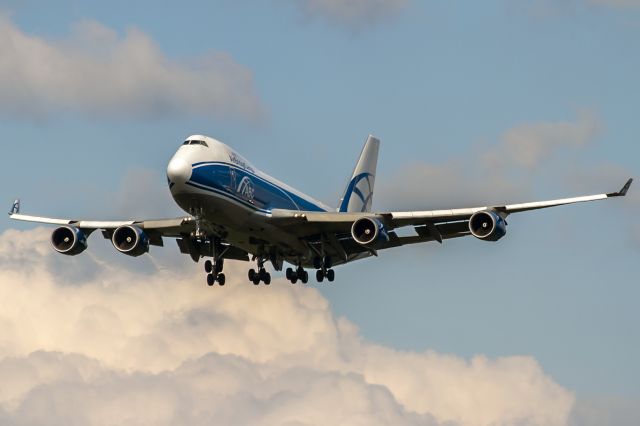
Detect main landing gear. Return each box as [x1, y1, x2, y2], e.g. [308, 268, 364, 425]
[286, 266, 309, 284]
[248, 258, 271, 285]
[205, 258, 225, 286]
[286, 256, 335, 284]
[314, 256, 335, 283]
[200, 233, 226, 287]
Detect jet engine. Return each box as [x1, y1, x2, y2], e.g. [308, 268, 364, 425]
[351, 217, 389, 248]
[468, 210, 507, 241]
[112, 225, 149, 257]
[51, 226, 88, 255]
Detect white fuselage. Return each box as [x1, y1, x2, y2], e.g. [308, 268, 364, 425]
[166, 135, 333, 265]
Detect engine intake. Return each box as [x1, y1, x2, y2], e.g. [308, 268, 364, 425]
[112, 225, 149, 257]
[51, 226, 88, 256]
[351, 217, 389, 248]
[469, 210, 507, 241]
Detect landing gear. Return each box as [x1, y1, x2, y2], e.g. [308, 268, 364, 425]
[315, 256, 335, 283]
[286, 266, 308, 284]
[204, 259, 224, 274]
[206, 272, 225, 286]
[203, 239, 225, 287]
[248, 258, 271, 285]
[326, 269, 335, 282]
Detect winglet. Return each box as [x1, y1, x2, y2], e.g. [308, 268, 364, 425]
[607, 178, 633, 197]
[8, 199, 20, 215]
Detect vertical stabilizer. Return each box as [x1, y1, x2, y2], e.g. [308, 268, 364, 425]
[338, 135, 380, 212]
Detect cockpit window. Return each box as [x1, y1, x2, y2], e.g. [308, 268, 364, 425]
[183, 140, 208, 147]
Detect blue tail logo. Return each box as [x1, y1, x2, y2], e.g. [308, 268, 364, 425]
[339, 173, 374, 212]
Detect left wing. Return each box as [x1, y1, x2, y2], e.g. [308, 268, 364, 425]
[270, 178, 633, 256]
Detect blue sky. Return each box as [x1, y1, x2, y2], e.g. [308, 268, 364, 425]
[1, 1, 639, 424]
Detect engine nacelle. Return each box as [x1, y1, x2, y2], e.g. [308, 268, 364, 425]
[351, 217, 389, 248]
[51, 226, 88, 256]
[112, 225, 149, 257]
[469, 210, 507, 242]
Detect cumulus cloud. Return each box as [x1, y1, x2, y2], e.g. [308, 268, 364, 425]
[294, 0, 409, 28]
[376, 111, 602, 211]
[0, 227, 575, 425]
[484, 110, 600, 171]
[0, 19, 264, 120]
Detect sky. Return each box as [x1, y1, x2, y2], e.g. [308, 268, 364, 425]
[0, 1, 639, 425]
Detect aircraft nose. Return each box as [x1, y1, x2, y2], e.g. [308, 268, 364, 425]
[167, 157, 191, 185]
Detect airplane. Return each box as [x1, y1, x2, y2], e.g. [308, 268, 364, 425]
[9, 134, 633, 287]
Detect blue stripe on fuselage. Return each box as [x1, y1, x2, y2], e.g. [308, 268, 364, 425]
[187, 162, 327, 213]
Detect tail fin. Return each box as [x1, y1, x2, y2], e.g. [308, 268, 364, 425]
[338, 135, 380, 212]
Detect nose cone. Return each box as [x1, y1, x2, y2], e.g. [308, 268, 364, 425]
[167, 157, 191, 186]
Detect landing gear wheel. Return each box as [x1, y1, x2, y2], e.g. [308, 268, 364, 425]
[324, 256, 333, 269]
[217, 273, 226, 286]
[207, 273, 215, 286]
[326, 269, 335, 282]
[316, 269, 324, 283]
[286, 267, 294, 280]
[248, 269, 257, 282]
[252, 275, 260, 285]
[313, 257, 323, 269]
[291, 276, 298, 284]
[301, 270, 309, 284]
[204, 260, 213, 273]
[264, 273, 271, 285]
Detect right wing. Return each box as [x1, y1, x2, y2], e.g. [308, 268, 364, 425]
[8, 208, 249, 262]
[9, 212, 196, 240]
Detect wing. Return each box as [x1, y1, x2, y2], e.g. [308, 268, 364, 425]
[270, 178, 633, 260]
[8, 208, 250, 262]
[9, 212, 196, 241]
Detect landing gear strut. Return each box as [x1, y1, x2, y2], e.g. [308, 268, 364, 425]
[248, 258, 271, 285]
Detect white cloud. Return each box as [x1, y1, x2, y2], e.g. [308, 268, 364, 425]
[376, 111, 601, 211]
[0, 18, 264, 120]
[485, 110, 600, 171]
[295, 0, 409, 27]
[0, 227, 575, 425]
